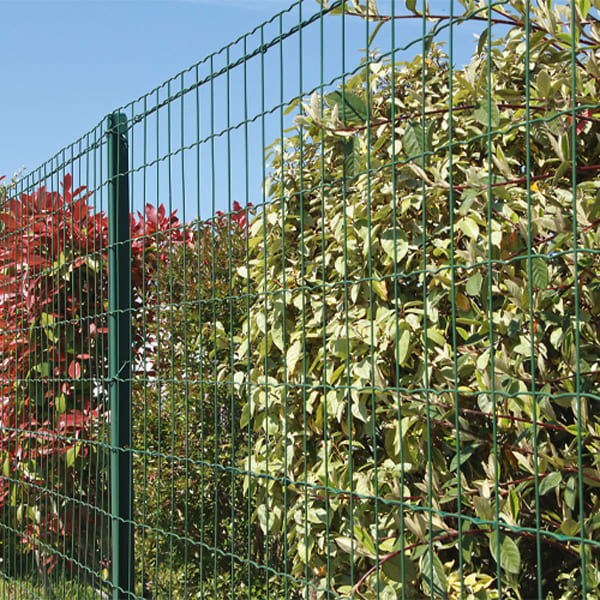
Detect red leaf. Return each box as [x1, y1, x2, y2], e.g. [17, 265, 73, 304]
[570, 108, 596, 135]
[68, 360, 81, 379]
[58, 410, 85, 432]
[144, 203, 157, 226]
[61, 173, 72, 204]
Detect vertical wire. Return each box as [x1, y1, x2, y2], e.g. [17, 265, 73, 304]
[317, 3, 332, 598]
[0, 166, 5, 597]
[278, 10, 290, 600]
[95, 128, 104, 600]
[225, 41, 236, 600]
[220, 46, 233, 596]
[0, 170, 3, 598]
[195, 58, 212, 596]
[166, 76, 177, 599]
[152, 86, 162, 595]
[60, 152, 69, 600]
[23, 168, 33, 597]
[225, 43, 235, 599]
[241, 33, 252, 599]
[209, 52, 219, 598]
[21, 167, 29, 599]
[140, 91, 150, 600]
[223, 43, 236, 600]
[82, 131, 93, 600]
[179, 67, 191, 600]
[1, 174, 6, 596]
[389, 2, 407, 597]
[420, 2, 434, 598]
[447, 3, 464, 597]
[142, 111, 151, 600]
[523, 2, 543, 595]
[15, 168, 25, 600]
[75, 140, 83, 596]
[195, 59, 207, 599]
[27, 166, 37, 597]
[340, 0, 356, 593]
[364, 1, 380, 597]
[484, 1, 502, 596]
[97, 124, 108, 600]
[296, 2, 310, 597]
[259, 23, 271, 600]
[127, 105, 135, 600]
[569, 1, 586, 595]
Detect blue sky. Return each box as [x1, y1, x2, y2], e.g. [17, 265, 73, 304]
[1, 0, 484, 218]
[0, 0, 295, 185]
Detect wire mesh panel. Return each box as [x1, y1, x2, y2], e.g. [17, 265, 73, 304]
[1, 1, 600, 599]
[0, 127, 114, 598]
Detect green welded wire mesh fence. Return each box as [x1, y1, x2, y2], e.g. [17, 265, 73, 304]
[1, 0, 600, 598]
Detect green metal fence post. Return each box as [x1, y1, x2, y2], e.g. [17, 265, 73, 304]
[107, 111, 134, 600]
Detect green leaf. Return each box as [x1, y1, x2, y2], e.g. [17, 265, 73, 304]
[33, 362, 52, 377]
[395, 326, 411, 366]
[335, 536, 354, 555]
[381, 228, 409, 262]
[354, 359, 371, 380]
[368, 20, 385, 47]
[474, 100, 500, 128]
[56, 393, 67, 414]
[459, 188, 479, 216]
[466, 272, 483, 296]
[354, 524, 377, 556]
[449, 443, 478, 471]
[64, 445, 79, 468]
[271, 319, 284, 352]
[351, 398, 368, 422]
[531, 257, 549, 289]
[553, 160, 571, 185]
[325, 91, 368, 124]
[406, 0, 417, 13]
[489, 531, 521, 575]
[536, 70, 551, 99]
[372, 278, 388, 301]
[343, 137, 360, 178]
[564, 475, 577, 510]
[383, 553, 417, 583]
[539, 471, 561, 496]
[458, 216, 479, 240]
[558, 518, 580, 537]
[477, 27, 489, 56]
[473, 496, 494, 522]
[579, 0, 591, 19]
[509, 488, 519, 520]
[420, 549, 448, 599]
[286, 340, 302, 375]
[403, 121, 425, 160]
[41, 312, 57, 343]
[426, 328, 446, 346]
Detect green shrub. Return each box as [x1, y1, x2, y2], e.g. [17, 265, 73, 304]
[131, 208, 270, 598]
[228, 2, 600, 598]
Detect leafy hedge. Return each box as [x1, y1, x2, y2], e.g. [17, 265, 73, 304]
[0, 175, 183, 587]
[225, 1, 600, 598]
[130, 204, 265, 598]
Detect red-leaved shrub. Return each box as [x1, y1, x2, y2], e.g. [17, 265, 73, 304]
[0, 174, 185, 577]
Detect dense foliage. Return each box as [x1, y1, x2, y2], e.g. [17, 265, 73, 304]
[224, 1, 600, 598]
[130, 203, 264, 597]
[0, 175, 183, 588]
